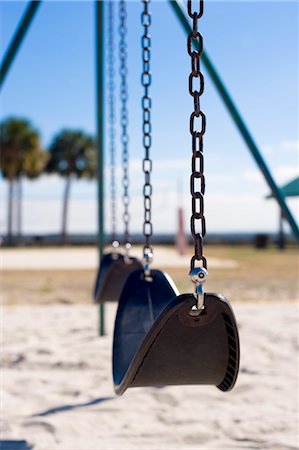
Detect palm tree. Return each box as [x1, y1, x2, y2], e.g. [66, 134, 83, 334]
[0, 118, 46, 244]
[46, 129, 96, 243]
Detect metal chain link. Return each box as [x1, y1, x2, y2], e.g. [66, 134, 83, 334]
[187, 0, 207, 270]
[119, 0, 130, 249]
[141, 0, 153, 265]
[108, 0, 117, 245]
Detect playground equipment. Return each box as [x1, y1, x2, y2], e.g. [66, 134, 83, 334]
[113, 0, 239, 395]
[1, 0, 298, 339]
[93, 0, 142, 304]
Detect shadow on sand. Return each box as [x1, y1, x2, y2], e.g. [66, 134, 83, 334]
[31, 396, 114, 417]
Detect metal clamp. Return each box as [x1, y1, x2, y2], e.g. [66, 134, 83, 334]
[111, 240, 120, 260]
[189, 267, 208, 313]
[124, 242, 132, 264]
[143, 247, 153, 281]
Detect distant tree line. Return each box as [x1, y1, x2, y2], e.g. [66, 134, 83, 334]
[0, 117, 97, 245]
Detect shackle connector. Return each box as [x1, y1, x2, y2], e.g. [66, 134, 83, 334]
[189, 267, 208, 312]
[143, 248, 153, 281]
[111, 240, 120, 260]
[124, 242, 132, 264]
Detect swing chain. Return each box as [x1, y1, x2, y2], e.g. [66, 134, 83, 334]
[187, 0, 207, 271]
[108, 0, 118, 248]
[142, 0, 153, 276]
[119, 0, 131, 252]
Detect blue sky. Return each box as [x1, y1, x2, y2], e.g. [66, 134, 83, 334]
[0, 1, 298, 235]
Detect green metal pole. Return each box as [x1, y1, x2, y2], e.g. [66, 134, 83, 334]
[169, 0, 299, 242]
[96, 0, 105, 336]
[0, 0, 41, 89]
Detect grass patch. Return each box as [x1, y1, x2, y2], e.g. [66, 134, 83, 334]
[2, 245, 298, 305]
[40, 286, 55, 294]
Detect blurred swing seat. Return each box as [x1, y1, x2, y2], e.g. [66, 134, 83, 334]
[94, 253, 143, 303]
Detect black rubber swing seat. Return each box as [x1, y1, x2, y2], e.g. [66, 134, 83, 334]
[94, 253, 143, 303]
[113, 269, 240, 395]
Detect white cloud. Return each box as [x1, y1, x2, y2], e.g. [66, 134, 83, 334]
[261, 144, 275, 155]
[243, 169, 264, 183]
[274, 166, 299, 184]
[242, 165, 299, 188]
[280, 140, 299, 153]
[1, 154, 298, 235]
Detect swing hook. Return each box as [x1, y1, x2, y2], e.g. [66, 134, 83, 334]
[189, 267, 208, 313]
[143, 247, 153, 281]
[124, 242, 132, 264]
[111, 240, 120, 260]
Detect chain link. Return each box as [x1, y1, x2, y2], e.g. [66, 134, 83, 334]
[141, 0, 153, 259]
[187, 0, 207, 270]
[108, 0, 117, 244]
[119, 0, 130, 248]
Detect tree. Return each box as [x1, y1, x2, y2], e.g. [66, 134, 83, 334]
[0, 117, 47, 244]
[46, 129, 97, 242]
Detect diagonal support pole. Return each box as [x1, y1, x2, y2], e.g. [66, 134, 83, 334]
[169, 0, 299, 242]
[0, 1, 41, 89]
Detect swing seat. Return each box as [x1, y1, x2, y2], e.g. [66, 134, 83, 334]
[113, 269, 239, 395]
[94, 253, 143, 303]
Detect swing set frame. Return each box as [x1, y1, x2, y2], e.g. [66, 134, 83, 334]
[1, 0, 298, 337]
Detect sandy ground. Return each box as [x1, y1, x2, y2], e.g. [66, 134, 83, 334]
[2, 302, 299, 450]
[2, 245, 298, 304]
[1, 246, 299, 450]
[1, 246, 237, 270]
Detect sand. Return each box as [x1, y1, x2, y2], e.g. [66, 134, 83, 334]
[2, 245, 298, 449]
[1, 246, 238, 270]
[2, 301, 299, 450]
